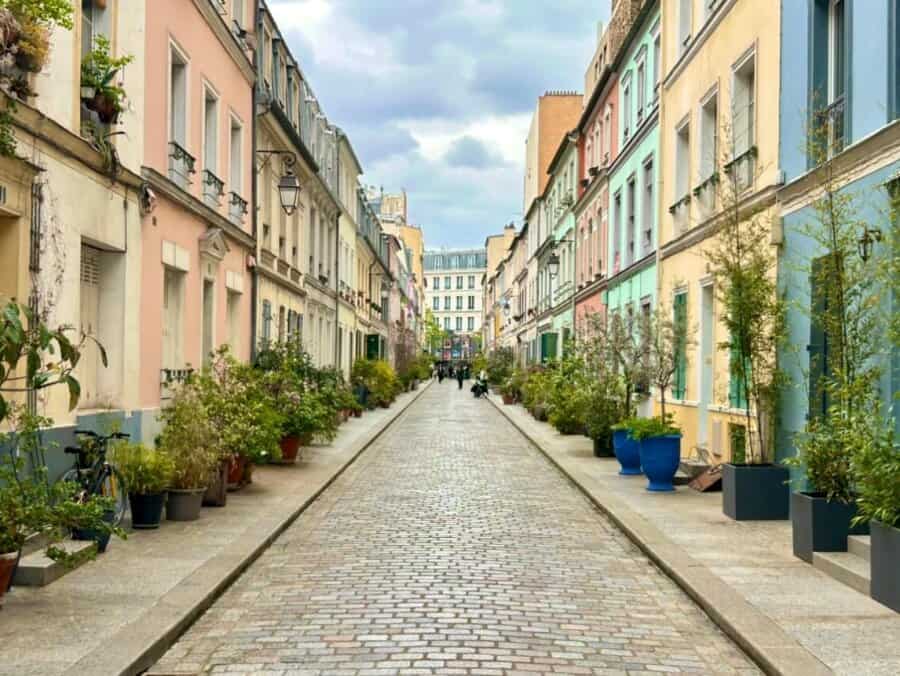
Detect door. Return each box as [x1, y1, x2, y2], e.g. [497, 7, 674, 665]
[79, 245, 100, 407]
[698, 284, 714, 450]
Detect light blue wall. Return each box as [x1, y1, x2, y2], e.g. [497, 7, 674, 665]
[777, 165, 899, 461]
[780, 0, 897, 182]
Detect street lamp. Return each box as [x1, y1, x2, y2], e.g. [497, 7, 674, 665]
[257, 150, 301, 215]
[547, 252, 560, 278]
[502, 299, 511, 318]
[857, 225, 882, 262]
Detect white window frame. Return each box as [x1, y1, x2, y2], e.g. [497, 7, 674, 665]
[168, 39, 190, 148]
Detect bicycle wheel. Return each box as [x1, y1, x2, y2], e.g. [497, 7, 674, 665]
[59, 468, 85, 488]
[97, 466, 129, 527]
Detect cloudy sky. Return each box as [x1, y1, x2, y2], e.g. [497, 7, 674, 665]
[268, 0, 610, 248]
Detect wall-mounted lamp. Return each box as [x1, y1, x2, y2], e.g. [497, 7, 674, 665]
[858, 225, 882, 262]
[257, 150, 301, 215]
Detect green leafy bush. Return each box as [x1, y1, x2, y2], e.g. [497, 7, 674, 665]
[851, 414, 899, 527]
[352, 359, 399, 407]
[627, 416, 681, 441]
[486, 347, 515, 386]
[110, 442, 174, 496]
[157, 386, 218, 490]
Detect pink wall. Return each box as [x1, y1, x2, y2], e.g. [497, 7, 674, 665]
[140, 2, 254, 408]
[144, 1, 253, 230]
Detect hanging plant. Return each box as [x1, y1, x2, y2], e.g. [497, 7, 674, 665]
[80, 35, 134, 125]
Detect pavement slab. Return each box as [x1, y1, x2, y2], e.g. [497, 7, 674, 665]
[0, 384, 428, 676]
[488, 393, 900, 676]
[149, 381, 760, 676]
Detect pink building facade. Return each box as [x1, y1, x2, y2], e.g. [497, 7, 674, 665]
[574, 71, 618, 330]
[140, 0, 256, 408]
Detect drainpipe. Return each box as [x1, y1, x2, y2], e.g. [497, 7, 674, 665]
[249, 3, 260, 362]
[334, 212, 341, 369]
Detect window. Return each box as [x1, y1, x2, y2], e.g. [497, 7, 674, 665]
[626, 176, 636, 266]
[433, 296, 440, 310]
[202, 88, 219, 206]
[732, 53, 756, 188]
[613, 190, 622, 268]
[202, 279, 215, 365]
[622, 75, 632, 139]
[642, 159, 654, 255]
[444, 276, 451, 289]
[468, 275, 475, 289]
[679, 0, 693, 50]
[468, 295, 475, 310]
[732, 53, 755, 158]
[456, 276, 463, 289]
[444, 317, 450, 330]
[636, 57, 646, 122]
[699, 90, 718, 181]
[456, 316, 462, 331]
[233, 0, 244, 28]
[675, 120, 691, 200]
[456, 296, 463, 310]
[226, 290, 240, 353]
[162, 266, 185, 369]
[261, 300, 272, 343]
[444, 296, 450, 310]
[467, 316, 475, 331]
[230, 117, 242, 196]
[169, 46, 189, 187]
[278, 305, 286, 342]
[653, 32, 661, 97]
[673, 292, 688, 398]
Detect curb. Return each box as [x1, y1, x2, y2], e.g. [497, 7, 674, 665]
[65, 382, 432, 676]
[487, 395, 833, 676]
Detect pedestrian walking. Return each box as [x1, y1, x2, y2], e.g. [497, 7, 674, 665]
[438, 366, 444, 384]
[457, 368, 464, 390]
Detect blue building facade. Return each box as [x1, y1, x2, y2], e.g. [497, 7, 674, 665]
[777, 0, 900, 457]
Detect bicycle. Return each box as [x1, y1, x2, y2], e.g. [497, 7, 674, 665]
[60, 430, 129, 527]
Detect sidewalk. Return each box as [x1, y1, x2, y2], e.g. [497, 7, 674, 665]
[488, 393, 900, 676]
[0, 383, 429, 676]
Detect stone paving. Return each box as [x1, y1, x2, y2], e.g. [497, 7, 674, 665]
[149, 382, 759, 675]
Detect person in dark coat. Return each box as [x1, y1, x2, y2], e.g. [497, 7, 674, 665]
[438, 366, 444, 383]
[457, 368, 464, 389]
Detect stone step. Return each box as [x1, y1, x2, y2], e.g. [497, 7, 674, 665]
[13, 540, 97, 587]
[847, 535, 871, 562]
[812, 550, 871, 596]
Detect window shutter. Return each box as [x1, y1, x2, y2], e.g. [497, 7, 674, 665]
[729, 336, 749, 410]
[673, 293, 687, 399]
[807, 256, 829, 419]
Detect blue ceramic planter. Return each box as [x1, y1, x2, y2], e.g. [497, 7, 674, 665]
[639, 435, 682, 492]
[612, 429, 642, 475]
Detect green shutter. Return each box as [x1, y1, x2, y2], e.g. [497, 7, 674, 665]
[366, 334, 379, 360]
[673, 293, 687, 399]
[729, 337, 750, 410]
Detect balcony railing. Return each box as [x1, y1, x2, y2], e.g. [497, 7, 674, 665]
[168, 141, 196, 189]
[228, 192, 248, 224]
[202, 169, 224, 207]
[816, 95, 846, 158]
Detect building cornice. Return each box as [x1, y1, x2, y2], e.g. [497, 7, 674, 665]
[606, 250, 656, 288]
[574, 275, 609, 303]
[660, 183, 779, 260]
[191, 0, 255, 84]
[257, 264, 307, 297]
[8, 94, 143, 191]
[608, 105, 659, 177]
[777, 118, 900, 215]
[142, 167, 256, 249]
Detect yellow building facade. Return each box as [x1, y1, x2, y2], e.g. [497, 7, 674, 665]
[657, 0, 781, 461]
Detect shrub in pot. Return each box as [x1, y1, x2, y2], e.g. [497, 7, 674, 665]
[110, 442, 174, 529]
[786, 414, 869, 562]
[850, 413, 899, 612]
[157, 386, 218, 521]
[584, 381, 622, 459]
[630, 417, 682, 492]
[80, 35, 134, 124]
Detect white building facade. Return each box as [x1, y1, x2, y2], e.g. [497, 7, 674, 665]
[423, 248, 486, 358]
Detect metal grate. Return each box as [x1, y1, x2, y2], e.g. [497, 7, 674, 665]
[80, 245, 100, 286]
[29, 182, 41, 272]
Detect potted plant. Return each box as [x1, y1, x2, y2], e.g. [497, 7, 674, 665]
[851, 410, 899, 612]
[787, 413, 869, 563]
[500, 377, 516, 405]
[157, 386, 217, 521]
[110, 442, 174, 529]
[630, 416, 682, 492]
[584, 381, 621, 458]
[80, 35, 134, 124]
[704, 134, 787, 521]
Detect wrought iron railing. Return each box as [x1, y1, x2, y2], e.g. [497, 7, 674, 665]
[201, 169, 224, 207]
[228, 191, 247, 224]
[168, 141, 196, 189]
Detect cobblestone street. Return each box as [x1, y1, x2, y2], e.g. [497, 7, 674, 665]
[149, 382, 759, 676]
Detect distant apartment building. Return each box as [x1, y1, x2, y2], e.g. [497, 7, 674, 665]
[424, 248, 487, 358]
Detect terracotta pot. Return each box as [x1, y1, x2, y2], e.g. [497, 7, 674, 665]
[280, 436, 301, 464]
[203, 460, 229, 507]
[1, 551, 18, 597]
[501, 393, 515, 405]
[352, 409, 362, 418]
[227, 455, 246, 490]
[242, 461, 254, 485]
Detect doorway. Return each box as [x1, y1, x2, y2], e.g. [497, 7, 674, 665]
[698, 283, 714, 450]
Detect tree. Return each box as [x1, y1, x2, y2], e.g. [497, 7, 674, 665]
[703, 122, 785, 464]
[641, 302, 694, 422]
[581, 311, 647, 421]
